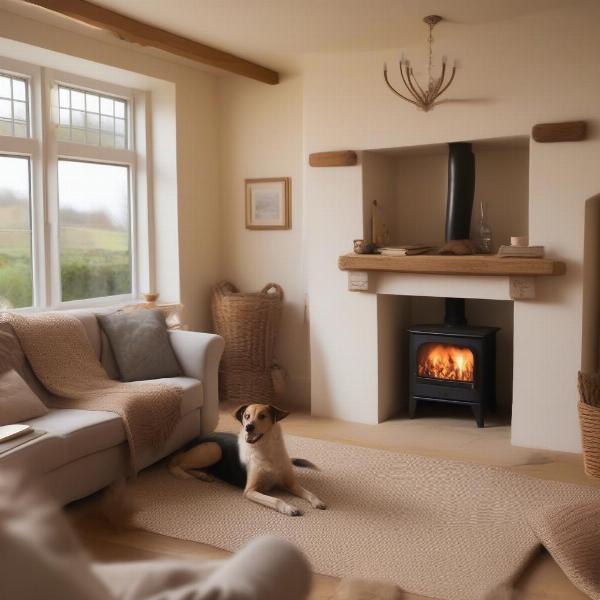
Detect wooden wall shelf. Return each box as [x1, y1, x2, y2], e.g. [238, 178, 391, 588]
[338, 253, 566, 277]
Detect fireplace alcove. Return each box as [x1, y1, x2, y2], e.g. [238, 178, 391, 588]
[362, 136, 528, 425]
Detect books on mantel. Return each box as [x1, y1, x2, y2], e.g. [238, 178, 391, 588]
[379, 245, 433, 257]
[497, 245, 545, 258]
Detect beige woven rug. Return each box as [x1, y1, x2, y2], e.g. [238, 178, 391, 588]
[128, 436, 600, 600]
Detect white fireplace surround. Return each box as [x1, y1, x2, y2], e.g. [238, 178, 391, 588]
[306, 138, 600, 454]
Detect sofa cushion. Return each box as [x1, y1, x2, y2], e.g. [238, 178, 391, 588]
[0, 370, 48, 426]
[27, 409, 126, 465]
[98, 309, 181, 382]
[144, 376, 203, 416]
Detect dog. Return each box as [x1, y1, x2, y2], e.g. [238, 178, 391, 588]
[169, 403, 326, 516]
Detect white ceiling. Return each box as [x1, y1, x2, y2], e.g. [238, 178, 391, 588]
[3, 0, 588, 75]
[90, 0, 581, 73]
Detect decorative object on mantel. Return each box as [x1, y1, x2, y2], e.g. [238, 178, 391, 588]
[353, 239, 377, 255]
[212, 281, 283, 406]
[511, 236, 529, 247]
[532, 121, 587, 143]
[383, 15, 457, 112]
[438, 239, 478, 255]
[478, 200, 493, 253]
[371, 200, 390, 248]
[497, 245, 544, 258]
[379, 245, 433, 256]
[577, 371, 600, 479]
[309, 150, 357, 167]
[245, 178, 291, 230]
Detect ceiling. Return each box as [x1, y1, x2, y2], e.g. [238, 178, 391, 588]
[3, 0, 588, 75]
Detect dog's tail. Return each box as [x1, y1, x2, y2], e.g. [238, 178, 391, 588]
[291, 458, 319, 470]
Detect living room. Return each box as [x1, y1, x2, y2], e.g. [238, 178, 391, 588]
[1, 1, 600, 599]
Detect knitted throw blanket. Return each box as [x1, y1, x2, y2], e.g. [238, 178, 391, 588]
[1, 312, 182, 471]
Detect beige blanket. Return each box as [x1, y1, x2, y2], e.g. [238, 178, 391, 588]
[1, 312, 182, 471]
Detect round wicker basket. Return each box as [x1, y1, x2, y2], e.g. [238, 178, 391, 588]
[212, 281, 283, 406]
[578, 401, 600, 478]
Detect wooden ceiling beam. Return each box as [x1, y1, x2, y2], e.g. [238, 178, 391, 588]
[22, 0, 280, 85]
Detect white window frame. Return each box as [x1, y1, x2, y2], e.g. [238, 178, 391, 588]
[0, 58, 149, 311]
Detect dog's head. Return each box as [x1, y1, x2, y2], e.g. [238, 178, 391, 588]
[234, 403, 289, 444]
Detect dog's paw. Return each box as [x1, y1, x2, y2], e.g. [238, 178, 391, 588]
[281, 503, 303, 516]
[313, 501, 327, 510]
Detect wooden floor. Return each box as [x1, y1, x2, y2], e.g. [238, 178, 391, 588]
[70, 405, 599, 600]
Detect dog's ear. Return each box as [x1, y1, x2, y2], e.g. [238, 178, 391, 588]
[234, 404, 249, 423]
[269, 405, 289, 422]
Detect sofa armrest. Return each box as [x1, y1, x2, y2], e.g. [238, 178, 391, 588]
[168, 330, 224, 435]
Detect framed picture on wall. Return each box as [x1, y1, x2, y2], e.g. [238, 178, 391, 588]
[245, 177, 291, 230]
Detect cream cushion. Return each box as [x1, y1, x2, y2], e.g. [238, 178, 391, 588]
[0, 369, 48, 426]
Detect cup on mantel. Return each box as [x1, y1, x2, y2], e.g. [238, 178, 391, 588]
[510, 236, 528, 247]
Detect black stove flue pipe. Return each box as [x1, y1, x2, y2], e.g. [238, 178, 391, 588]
[444, 142, 475, 327]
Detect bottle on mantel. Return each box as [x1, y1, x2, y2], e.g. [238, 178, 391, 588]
[478, 200, 492, 254]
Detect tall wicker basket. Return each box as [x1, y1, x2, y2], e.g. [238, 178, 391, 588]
[212, 281, 283, 406]
[577, 371, 600, 478]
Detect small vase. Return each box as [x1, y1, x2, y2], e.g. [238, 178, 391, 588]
[479, 201, 492, 254]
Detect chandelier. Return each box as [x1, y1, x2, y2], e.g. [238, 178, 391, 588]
[383, 15, 456, 112]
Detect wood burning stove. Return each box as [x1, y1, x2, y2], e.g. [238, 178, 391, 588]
[407, 322, 498, 427]
[406, 142, 499, 427]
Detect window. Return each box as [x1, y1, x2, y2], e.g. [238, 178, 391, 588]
[0, 73, 29, 138]
[58, 160, 131, 301]
[0, 60, 143, 311]
[57, 85, 127, 149]
[0, 155, 32, 308]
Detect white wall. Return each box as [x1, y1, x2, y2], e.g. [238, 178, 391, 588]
[304, 4, 600, 452]
[218, 75, 309, 408]
[0, 3, 220, 332]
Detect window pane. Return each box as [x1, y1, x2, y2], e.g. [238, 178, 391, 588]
[100, 97, 113, 116]
[13, 101, 26, 121]
[13, 122, 27, 138]
[0, 99, 10, 119]
[71, 109, 84, 128]
[56, 85, 127, 149]
[0, 76, 10, 98]
[12, 79, 26, 101]
[0, 73, 29, 139]
[59, 87, 70, 108]
[86, 93, 99, 113]
[114, 100, 125, 118]
[0, 156, 32, 309]
[58, 160, 131, 301]
[71, 90, 85, 110]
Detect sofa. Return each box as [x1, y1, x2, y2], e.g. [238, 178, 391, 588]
[0, 309, 225, 505]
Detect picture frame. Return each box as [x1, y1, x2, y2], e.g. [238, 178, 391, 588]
[245, 177, 291, 230]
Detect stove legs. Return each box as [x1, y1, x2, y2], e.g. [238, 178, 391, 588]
[471, 404, 484, 428]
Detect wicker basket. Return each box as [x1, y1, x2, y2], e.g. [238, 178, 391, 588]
[212, 281, 283, 406]
[577, 372, 600, 478]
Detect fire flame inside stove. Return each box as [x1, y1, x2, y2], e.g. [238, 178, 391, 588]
[417, 343, 474, 382]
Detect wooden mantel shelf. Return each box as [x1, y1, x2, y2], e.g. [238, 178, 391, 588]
[338, 253, 566, 299]
[338, 253, 566, 277]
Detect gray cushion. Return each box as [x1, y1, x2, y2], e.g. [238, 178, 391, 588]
[97, 309, 181, 382]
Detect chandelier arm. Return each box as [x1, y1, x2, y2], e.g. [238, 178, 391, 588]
[398, 66, 421, 103]
[383, 69, 419, 105]
[409, 67, 427, 101]
[405, 68, 427, 104]
[434, 65, 456, 99]
[430, 61, 447, 99]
